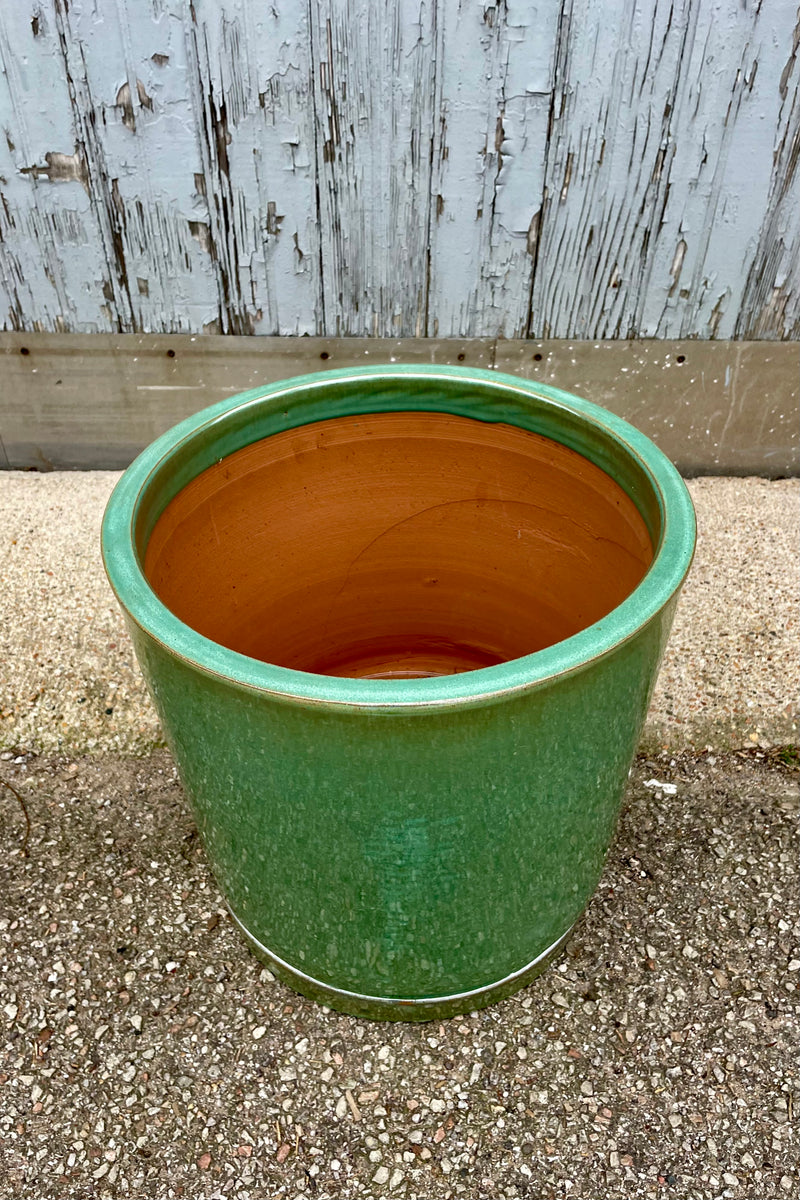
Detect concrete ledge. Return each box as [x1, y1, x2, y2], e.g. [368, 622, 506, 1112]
[1, 333, 797, 474]
[0, 473, 796, 755]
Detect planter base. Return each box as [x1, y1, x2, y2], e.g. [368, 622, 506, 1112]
[230, 909, 575, 1021]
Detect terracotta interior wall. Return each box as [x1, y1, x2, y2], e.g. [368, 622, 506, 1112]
[144, 412, 653, 678]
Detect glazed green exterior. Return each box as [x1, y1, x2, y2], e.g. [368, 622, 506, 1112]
[102, 365, 695, 1020]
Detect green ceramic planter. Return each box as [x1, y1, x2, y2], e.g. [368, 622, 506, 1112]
[102, 364, 695, 1020]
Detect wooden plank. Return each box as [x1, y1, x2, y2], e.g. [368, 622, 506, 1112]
[735, 7, 800, 338]
[528, 0, 800, 340]
[57, 0, 221, 334]
[425, 0, 559, 338]
[0, 332, 795, 474]
[307, 0, 439, 336]
[0, 6, 122, 332]
[183, 0, 320, 333]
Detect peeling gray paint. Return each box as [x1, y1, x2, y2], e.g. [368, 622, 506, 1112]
[427, 0, 560, 338]
[307, 0, 439, 336]
[0, 0, 797, 338]
[530, 0, 800, 340]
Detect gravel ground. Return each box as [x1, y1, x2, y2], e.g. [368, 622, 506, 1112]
[646, 477, 798, 753]
[0, 473, 797, 756]
[1, 749, 797, 1200]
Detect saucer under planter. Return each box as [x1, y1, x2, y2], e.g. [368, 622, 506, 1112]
[101, 364, 695, 1020]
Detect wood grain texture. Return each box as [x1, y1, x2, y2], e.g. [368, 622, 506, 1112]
[307, 0, 439, 336]
[735, 4, 800, 339]
[426, 0, 559, 338]
[529, 0, 800, 339]
[183, 0, 321, 333]
[0, 5, 116, 332]
[0, 0, 797, 338]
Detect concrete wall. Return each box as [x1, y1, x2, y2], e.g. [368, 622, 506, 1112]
[0, 0, 798, 340]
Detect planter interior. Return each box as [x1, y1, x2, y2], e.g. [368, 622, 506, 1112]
[144, 411, 654, 679]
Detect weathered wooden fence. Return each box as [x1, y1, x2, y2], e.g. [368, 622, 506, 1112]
[0, 0, 797, 340]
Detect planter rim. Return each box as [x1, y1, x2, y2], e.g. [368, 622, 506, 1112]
[101, 363, 696, 712]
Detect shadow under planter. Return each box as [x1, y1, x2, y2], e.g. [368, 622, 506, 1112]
[102, 365, 695, 1020]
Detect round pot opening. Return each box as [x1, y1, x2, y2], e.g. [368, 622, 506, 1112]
[143, 409, 654, 680]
